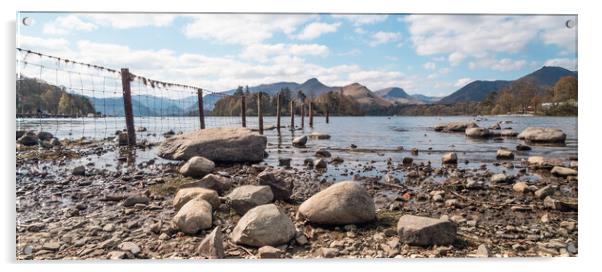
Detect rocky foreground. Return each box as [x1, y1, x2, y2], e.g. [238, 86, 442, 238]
[16, 125, 577, 259]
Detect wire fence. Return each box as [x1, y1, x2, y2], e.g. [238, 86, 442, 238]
[16, 48, 240, 143]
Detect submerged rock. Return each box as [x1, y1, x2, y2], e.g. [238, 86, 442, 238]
[231, 204, 295, 247]
[226, 185, 274, 215]
[178, 156, 215, 178]
[396, 215, 457, 246]
[158, 128, 267, 162]
[434, 121, 478, 132]
[496, 148, 514, 160]
[518, 127, 566, 143]
[309, 132, 331, 140]
[465, 127, 490, 138]
[298, 181, 376, 225]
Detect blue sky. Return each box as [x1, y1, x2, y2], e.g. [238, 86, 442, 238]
[16, 13, 577, 97]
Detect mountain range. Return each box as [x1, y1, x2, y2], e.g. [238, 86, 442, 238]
[87, 66, 576, 116]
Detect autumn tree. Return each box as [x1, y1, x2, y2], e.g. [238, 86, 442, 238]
[553, 76, 578, 102]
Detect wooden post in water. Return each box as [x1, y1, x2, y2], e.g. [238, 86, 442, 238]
[290, 100, 295, 130]
[325, 107, 330, 124]
[241, 94, 246, 127]
[197, 89, 205, 129]
[300, 103, 305, 129]
[276, 92, 281, 134]
[309, 100, 313, 128]
[120, 68, 136, 146]
[257, 92, 263, 135]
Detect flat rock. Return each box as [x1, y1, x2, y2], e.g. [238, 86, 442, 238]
[180, 174, 232, 195]
[258, 245, 283, 258]
[518, 127, 566, 143]
[465, 127, 490, 138]
[122, 195, 150, 207]
[434, 121, 478, 132]
[396, 215, 457, 246]
[309, 132, 331, 140]
[442, 152, 458, 164]
[173, 187, 219, 211]
[158, 128, 267, 162]
[231, 204, 295, 247]
[298, 181, 376, 225]
[172, 198, 213, 234]
[226, 185, 274, 215]
[496, 148, 514, 160]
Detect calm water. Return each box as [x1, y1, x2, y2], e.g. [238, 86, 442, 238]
[17, 116, 578, 180]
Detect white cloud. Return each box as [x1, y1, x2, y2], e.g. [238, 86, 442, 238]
[448, 52, 465, 66]
[468, 58, 527, 71]
[16, 35, 421, 94]
[544, 58, 577, 70]
[240, 43, 329, 62]
[86, 14, 176, 29]
[405, 15, 577, 57]
[295, 22, 340, 40]
[369, 31, 401, 47]
[338, 49, 361, 57]
[43, 15, 97, 35]
[423, 62, 436, 70]
[455, 78, 472, 87]
[331, 15, 388, 25]
[183, 14, 315, 44]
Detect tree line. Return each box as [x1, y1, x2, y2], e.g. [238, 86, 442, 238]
[16, 76, 96, 116]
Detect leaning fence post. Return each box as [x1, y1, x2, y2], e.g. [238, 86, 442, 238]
[197, 88, 205, 129]
[326, 107, 330, 124]
[241, 94, 246, 128]
[290, 100, 295, 130]
[276, 92, 281, 134]
[309, 100, 313, 128]
[257, 92, 263, 135]
[120, 68, 136, 146]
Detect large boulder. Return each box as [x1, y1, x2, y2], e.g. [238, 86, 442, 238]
[257, 168, 293, 201]
[465, 127, 490, 138]
[18, 132, 38, 146]
[36, 131, 54, 141]
[173, 188, 219, 211]
[230, 204, 295, 247]
[158, 128, 267, 162]
[518, 127, 566, 143]
[226, 185, 274, 215]
[434, 121, 478, 132]
[298, 181, 376, 225]
[178, 156, 215, 178]
[198, 227, 225, 259]
[172, 198, 213, 234]
[396, 215, 457, 246]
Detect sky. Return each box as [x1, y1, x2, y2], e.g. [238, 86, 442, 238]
[16, 13, 577, 97]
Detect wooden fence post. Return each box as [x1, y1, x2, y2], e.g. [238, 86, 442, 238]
[300, 102, 305, 129]
[326, 107, 329, 124]
[241, 94, 246, 128]
[197, 89, 205, 129]
[120, 68, 136, 146]
[309, 101, 313, 128]
[276, 92, 281, 134]
[290, 100, 295, 130]
[257, 92, 263, 134]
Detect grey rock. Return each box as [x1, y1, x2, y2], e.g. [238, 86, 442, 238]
[37, 131, 54, 141]
[496, 148, 514, 160]
[534, 185, 555, 199]
[226, 185, 274, 215]
[315, 149, 332, 158]
[551, 166, 577, 177]
[434, 121, 478, 132]
[442, 152, 458, 164]
[292, 135, 308, 147]
[298, 181, 376, 225]
[465, 127, 490, 138]
[172, 198, 213, 234]
[258, 245, 283, 258]
[198, 227, 225, 259]
[122, 195, 150, 207]
[309, 132, 331, 140]
[178, 156, 215, 178]
[257, 168, 293, 201]
[72, 166, 86, 176]
[118, 242, 141, 255]
[313, 158, 328, 169]
[396, 215, 457, 246]
[231, 204, 295, 247]
[173, 187, 219, 211]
